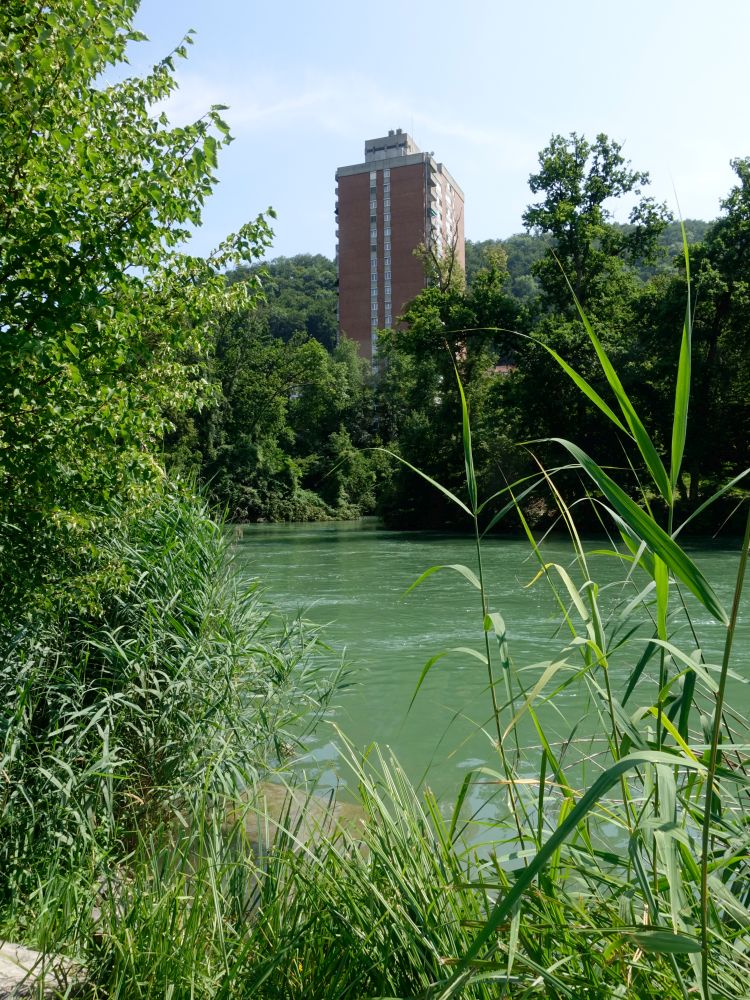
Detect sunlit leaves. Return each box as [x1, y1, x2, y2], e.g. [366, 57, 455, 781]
[0, 3, 274, 611]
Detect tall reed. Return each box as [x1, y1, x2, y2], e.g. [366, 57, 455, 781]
[0, 482, 337, 949]
[406, 235, 750, 998]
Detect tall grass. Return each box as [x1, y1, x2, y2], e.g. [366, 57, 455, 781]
[0, 482, 337, 958]
[3, 248, 749, 999]
[394, 242, 750, 997]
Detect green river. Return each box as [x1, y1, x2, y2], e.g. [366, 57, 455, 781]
[235, 520, 749, 814]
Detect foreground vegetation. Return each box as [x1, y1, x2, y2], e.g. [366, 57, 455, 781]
[2, 4, 749, 999]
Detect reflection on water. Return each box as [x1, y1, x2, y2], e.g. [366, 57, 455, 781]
[234, 519, 749, 820]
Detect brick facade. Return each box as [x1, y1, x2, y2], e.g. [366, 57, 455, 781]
[335, 130, 464, 361]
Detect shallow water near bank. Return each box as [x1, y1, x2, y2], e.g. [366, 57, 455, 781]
[234, 519, 749, 824]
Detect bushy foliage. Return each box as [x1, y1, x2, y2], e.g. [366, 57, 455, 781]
[0, 484, 334, 898]
[0, 1, 273, 616]
[167, 304, 379, 521]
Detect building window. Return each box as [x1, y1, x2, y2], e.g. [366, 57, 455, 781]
[383, 168, 390, 178]
[371, 288, 378, 298]
[384, 227, 391, 236]
[371, 301, 378, 313]
[370, 227, 377, 239]
[383, 254, 391, 265]
[383, 183, 390, 193]
[383, 213, 390, 223]
[384, 270, 391, 279]
[370, 200, 377, 210]
[370, 170, 376, 180]
[384, 198, 390, 208]
[384, 241, 390, 251]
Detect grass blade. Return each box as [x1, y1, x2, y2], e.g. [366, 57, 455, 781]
[455, 366, 478, 513]
[404, 564, 482, 596]
[376, 447, 472, 516]
[559, 265, 673, 504]
[671, 220, 693, 490]
[533, 340, 628, 433]
[549, 438, 728, 624]
[454, 750, 707, 974]
[625, 928, 701, 955]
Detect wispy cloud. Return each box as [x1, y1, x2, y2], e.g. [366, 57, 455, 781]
[158, 68, 534, 172]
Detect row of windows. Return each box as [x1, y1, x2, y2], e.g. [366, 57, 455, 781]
[371, 317, 392, 330]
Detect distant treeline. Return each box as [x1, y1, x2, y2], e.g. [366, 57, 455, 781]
[465, 219, 712, 299]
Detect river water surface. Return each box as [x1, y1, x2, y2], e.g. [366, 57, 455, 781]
[235, 520, 749, 814]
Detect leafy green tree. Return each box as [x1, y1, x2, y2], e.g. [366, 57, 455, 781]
[633, 161, 750, 510]
[228, 254, 339, 349]
[490, 135, 674, 522]
[167, 301, 377, 521]
[523, 133, 671, 314]
[0, 1, 273, 614]
[376, 252, 524, 527]
[289, 337, 377, 512]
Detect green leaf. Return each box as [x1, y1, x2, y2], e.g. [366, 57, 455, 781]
[673, 468, 750, 538]
[376, 448, 472, 516]
[404, 563, 481, 596]
[409, 651, 449, 711]
[625, 927, 701, 954]
[454, 750, 707, 975]
[670, 221, 692, 489]
[448, 771, 474, 843]
[549, 438, 728, 624]
[561, 270, 672, 504]
[455, 366, 477, 513]
[409, 646, 487, 711]
[480, 478, 544, 537]
[534, 340, 627, 433]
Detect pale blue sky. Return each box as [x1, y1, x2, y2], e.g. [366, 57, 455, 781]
[126, 0, 749, 260]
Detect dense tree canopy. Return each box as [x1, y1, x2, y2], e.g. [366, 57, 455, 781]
[376, 252, 524, 527]
[228, 254, 339, 349]
[523, 132, 671, 314]
[373, 136, 744, 532]
[0, 1, 272, 612]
